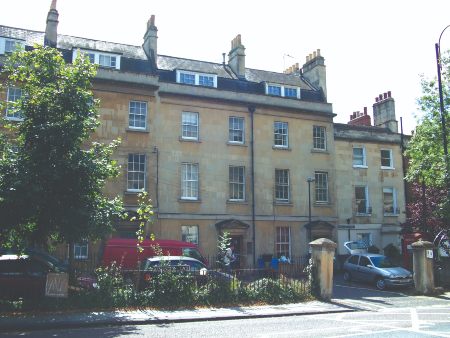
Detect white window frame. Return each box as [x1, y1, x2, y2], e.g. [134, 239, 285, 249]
[68, 242, 88, 260]
[181, 225, 199, 245]
[229, 166, 245, 201]
[182, 112, 199, 140]
[229, 117, 244, 144]
[0, 37, 25, 55]
[275, 169, 290, 202]
[274, 122, 289, 148]
[355, 185, 370, 215]
[276, 227, 291, 258]
[383, 187, 397, 215]
[175, 69, 218, 88]
[353, 146, 367, 168]
[356, 233, 373, 247]
[181, 163, 198, 200]
[380, 148, 394, 169]
[5, 87, 23, 121]
[315, 172, 328, 203]
[129, 101, 147, 130]
[313, 126, 326, 150]
[127, 154, 146, 192]
[72, 49, 121, 70]
[264, 82, 300, 99]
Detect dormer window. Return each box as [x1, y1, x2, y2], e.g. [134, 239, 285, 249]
[265, 83, 300, 99]
[0, 37, 25, 55]
[176, 70, 217, 88]
[72, 50, 121, 70]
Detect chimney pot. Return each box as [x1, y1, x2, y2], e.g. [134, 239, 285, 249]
[388, 91, 391, 98]
[353, 112, 357, 118]
[384, 92, 387, 99]
[313, 51, 317, 58]
[306, 56, 309, 62]
[375, 97, 378, 102]
[350, 115, 353, 120]
[317, 49, 321, 56]
[309, 53, 313, 60]
[296, 63, 299, 69]
[379, 94, 383, 101]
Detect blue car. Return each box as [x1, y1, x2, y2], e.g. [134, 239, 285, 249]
[1, 248, 68, 272]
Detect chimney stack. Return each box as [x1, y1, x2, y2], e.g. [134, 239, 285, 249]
[373, 90, 398, 132]
[302, 49, 327, 100]
[228, 34, 246, 78]
[143, 15, 158, 68]
[44, 0, 59, 48]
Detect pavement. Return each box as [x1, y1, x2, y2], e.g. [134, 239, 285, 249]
[0, 301, 354, 333]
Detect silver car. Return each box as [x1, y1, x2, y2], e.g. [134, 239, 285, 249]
[343, 253, 413, 290]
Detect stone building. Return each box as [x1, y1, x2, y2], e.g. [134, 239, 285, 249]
[0, 3, 407, 264]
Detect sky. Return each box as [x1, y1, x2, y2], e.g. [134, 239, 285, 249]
[2, 0, 450, 135]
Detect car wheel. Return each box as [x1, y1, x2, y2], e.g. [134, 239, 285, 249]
[376, 277, 386, 290]
[343, 270, 352, 282]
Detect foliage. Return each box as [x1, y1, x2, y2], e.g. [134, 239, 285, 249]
[304, 259, 320, 298]
[0, 45, 125, 253]
[400, 183, 450, 254]
[216, 231, 231, 268]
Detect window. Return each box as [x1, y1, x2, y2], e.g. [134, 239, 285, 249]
[181, 226, 198, 245]
[265, 83, 300, 99]
[359, 255, 371, 267]
[72, 50, 121, 70]
[357, 234, 372, 248]
[181, 163, 198, 200]
[355, 186, 370, 214]
[276, 227, 291, 258]
[182, 112, 199, 140]
[0, 38, 24, 55]
[127, 154, 146, 192]
[353, 147, 366, 167]
[229, 166, 245, 201]
[74, 243, 88, 259]
[275, 169, 289, 202]
[274, 122, 288, 147]
[383, 187, 397, 214]
[313, 126, 326, 150]
[176, 70, 217, 87]
[229, 117, 244, 143]
[129, 101, 147, 129]
[268, 85, 281, 96]
[381, 149, 394, 169]
[347, 255, 359, 265]
[6, 88, 23, 120]
[315, 172, 328, 203]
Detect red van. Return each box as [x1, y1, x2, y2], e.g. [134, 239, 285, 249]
[100, 238, 209, 273]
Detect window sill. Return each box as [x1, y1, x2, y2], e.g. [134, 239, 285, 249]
[381, 166, 395, 170]
[311, 149, 329, 154]
[356, 213, 372, 217]
[5, 117, 23, 122]
[272, 146, 292, 151]
[126, 128, 150, 133]
[124, 191, 144, 195]
[353, 165, 368, 169]
[179, 137, 201, 143]
[314, 203, 332, 207]
[273, 201, 293, 206]
[227, 200, 248, 204]
[384, 213, 399, 217]
[179, 198, 202, 203]
[227, 142, 247, 147]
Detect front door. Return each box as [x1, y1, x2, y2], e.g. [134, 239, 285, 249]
[230, 236, 242, 270]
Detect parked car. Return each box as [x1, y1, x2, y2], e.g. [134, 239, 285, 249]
[1, 248, 68, 272]
[343, 253, 413, 290]
[0, 254, 61, 299]
[139, 256, 233, 290]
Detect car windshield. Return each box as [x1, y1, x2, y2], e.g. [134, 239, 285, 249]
[370, 256, 397, 268]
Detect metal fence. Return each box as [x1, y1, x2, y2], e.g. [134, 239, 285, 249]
[435, 258, 450, 287]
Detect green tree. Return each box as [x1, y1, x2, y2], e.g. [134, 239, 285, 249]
[0, 45, 125, 283]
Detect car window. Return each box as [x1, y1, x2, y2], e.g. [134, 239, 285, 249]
[183, 261, 206, 271]
[182, 248, 206, 264]
[370, 256, 397, 268]
[27, 260, 50, 276]
[347, 255, 359, 265]
[0, 260, 24, 275]
[359, 256, 371, 266]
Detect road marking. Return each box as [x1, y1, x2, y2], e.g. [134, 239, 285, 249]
[333, 283, 408, 296]
[410, 308, 419, 330]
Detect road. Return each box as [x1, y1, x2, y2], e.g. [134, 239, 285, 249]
[1, 277, 449, 337]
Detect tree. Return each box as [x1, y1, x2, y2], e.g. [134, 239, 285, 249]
[0, 45, 125, 283]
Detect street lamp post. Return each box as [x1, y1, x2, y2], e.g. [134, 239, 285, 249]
[436, 25, 450, 192]
[307, 177, 316, 241]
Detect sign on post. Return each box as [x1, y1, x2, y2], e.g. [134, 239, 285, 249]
[45, 273, 69, 298]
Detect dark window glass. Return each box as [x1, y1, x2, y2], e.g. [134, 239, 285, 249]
[347, 255, 359, 265]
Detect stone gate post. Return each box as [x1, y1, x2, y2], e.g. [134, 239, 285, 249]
[411, 240, 435, 294]
[309, 238, 337, 301]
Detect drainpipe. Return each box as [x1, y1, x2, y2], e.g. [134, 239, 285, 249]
[400, 117, 408, 206]
[249, 106, 256, 265]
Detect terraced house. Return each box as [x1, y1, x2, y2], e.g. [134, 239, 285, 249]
[0, 3, 408, 265]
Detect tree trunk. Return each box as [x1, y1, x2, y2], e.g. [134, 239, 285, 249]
[68, 241, 75, 286]
[422, 179, 427, 236]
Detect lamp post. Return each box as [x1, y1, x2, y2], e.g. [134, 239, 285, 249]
[307, 177, 316, 241]
[436, 25, 450, 191]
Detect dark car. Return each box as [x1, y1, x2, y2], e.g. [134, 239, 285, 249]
[343, 253, 413, 290]
[0, 254, 60, 300]
[1, 248, 68, 272]
[139, 256, 234, 290]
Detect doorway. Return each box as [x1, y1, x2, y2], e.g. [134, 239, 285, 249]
[230, 236, 242, 270]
